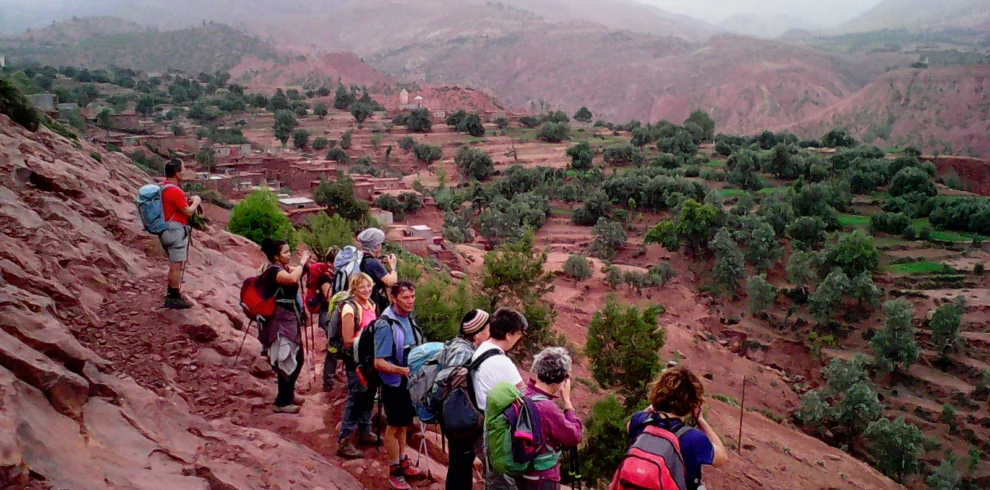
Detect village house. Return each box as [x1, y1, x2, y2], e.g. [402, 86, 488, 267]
[370, 207, 394, 227]
[27, 94, 56, 112]
[109, 112, 142, 131]
[278, 196, 326, 226]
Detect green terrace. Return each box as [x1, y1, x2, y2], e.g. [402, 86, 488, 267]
[886, 261, 955, 275]
[839, 214, 870, 228]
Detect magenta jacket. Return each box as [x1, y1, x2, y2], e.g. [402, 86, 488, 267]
[522, 379, 584, 482]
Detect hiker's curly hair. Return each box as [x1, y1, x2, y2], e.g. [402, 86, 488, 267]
[532, 347, 572, 385]
[649, 366, 705, 417]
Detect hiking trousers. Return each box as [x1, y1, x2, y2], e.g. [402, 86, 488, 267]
[339, 368, 374, 440]
[275, 349, 304, 407]
[445, 436, 479, 490]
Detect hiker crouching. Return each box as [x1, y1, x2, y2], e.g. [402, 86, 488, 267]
[258, 238, 309, 414]
[514, 347, 583, 490]
[160, 158, 201, 309]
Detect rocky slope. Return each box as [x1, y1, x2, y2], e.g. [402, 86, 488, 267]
[0, 114, 361, 489]
[787, 64, 990, 157]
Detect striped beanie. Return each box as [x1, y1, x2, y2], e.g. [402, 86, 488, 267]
[460, 309, 490, 336]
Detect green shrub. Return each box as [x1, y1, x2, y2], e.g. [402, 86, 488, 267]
[579, 396, 634, 485]
[300, 213, 352, 256]
[975, 263, 986, 275]
[414, 273, 480, 342]
[585, 297, 665, 405]
[562, 255, 593, 280]
[228, 189, 298, 247]
[0, 78, 41, 131]
[919, 226, 932, 241]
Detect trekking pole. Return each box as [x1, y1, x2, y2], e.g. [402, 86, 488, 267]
[231, 316, 254, 369]
[737, 376, 747, 455]
[376, 385, 384, 453]
[179, 228, 192, 287]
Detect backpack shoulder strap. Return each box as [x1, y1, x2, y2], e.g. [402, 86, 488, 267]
[159, 183, 181, 222]
[673, 424, 692, 438]
[467, 348, 503, 372]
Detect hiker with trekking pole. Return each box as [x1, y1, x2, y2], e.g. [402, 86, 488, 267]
[253, 238, 310, 414]
[136, 158, 201, 310]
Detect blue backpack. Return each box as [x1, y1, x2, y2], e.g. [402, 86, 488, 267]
[407, 342, 445, 423]
[136, 183, 178, 235]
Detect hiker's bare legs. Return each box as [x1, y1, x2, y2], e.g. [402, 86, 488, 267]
[169, 261, 183, 289]
[385, 425, 407, 463]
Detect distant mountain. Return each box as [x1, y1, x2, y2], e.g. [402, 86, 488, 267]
[0, 18, 284, 73]
[717, 13, 820, 39]
[0, 0, 121, 34]
[834, 0, 990, 33]
[788, 65, 990, 157]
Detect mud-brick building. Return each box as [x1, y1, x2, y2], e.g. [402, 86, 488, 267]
[109, 112, 142, 131]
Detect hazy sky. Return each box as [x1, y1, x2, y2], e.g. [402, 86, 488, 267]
[637, 0, 885, 26]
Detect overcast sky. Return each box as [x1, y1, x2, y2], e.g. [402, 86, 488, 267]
[637, 0, 885, 26]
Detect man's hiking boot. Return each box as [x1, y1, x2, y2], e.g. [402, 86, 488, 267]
[337, 440, 363, 459]
[388, 465, 411, 490]
[357, 433, 380, 447]
[164, 296, 193, 310]
[400, 456, 424, 479]
[273, 404, 301, 414]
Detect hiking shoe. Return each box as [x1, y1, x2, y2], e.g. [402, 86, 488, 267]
[400, 456, 424, 479]
[357, 433, 380, 447]
[273, 404, 301, 414]
[336, 441, 363, 459]
[292, 395, 306, 406]
[164, 296, 193, 310]
[387, 473, 410, 490]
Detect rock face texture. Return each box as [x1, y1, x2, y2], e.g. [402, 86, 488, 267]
[0, 114, 362, 489]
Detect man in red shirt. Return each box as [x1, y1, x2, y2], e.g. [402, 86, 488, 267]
[161, 159, 201, 309]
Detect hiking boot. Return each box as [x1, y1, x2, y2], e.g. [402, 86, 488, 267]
[164, 295, 193, 310]
[400, 456, 424, 479]
[273, 404, 301, 414]
[336, 440, 363, 459]
[292, 395, 306, 406]
[322, 382, 334, 393]
[387, 467, 411, 490]
[357, 433, 380, 447]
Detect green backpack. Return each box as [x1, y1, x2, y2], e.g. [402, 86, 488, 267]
[484, 381, 559, 477]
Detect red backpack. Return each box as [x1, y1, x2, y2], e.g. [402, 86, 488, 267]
[609, 420, 692, 490]
[240, 271, 277, 321]
[304, 262, 331, 313]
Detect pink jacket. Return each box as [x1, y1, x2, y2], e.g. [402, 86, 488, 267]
[522, 379, 584, 482]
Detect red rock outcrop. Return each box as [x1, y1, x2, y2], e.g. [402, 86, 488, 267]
[0, 114, 363, 489]
[926, 155, 990, 196]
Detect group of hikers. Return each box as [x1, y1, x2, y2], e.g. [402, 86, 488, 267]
[142, 161, 728, 490]
[250, 232, 728, 490]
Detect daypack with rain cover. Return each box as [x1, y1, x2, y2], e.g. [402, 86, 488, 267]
[323, 291, 353, 356]
[609, 415, 692, 490]
[136, 183, 178, 235]
[407, 342, 444, 423]
[485, 381, 558, 477]
[332, 246, 364, 294]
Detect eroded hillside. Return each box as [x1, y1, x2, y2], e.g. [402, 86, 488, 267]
[0, 114, 361, 489]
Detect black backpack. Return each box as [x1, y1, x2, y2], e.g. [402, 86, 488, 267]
[434, 349, 503, 441]
[356, 314, 424, 386]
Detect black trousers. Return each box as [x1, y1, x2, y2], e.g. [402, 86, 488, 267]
[446, 437, 477, 490]
[275, 349, 304, 407]
[323, 350, 338, 387]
